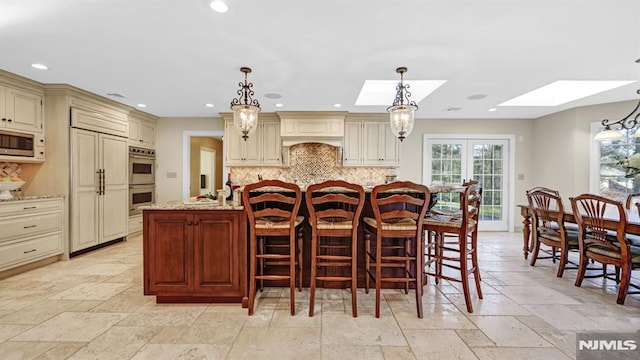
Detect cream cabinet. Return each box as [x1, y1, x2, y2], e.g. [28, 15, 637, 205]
[0, 84, 44, 133]
[129, 111, 157, 148]
[343, 121, 363, 166]
[70, 128, 128, 253]
[0, 197, 63, 272]
[225, 121, 260, 165]
[261, 120, 282, 165]
[343, 120, 399, 167]
[224, 117, 282, 166]
[128, 214, 143, 234]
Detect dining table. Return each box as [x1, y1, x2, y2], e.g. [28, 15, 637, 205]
[517, 203, 640, 260]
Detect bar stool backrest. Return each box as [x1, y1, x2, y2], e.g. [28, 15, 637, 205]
[305, 180, 365, 230]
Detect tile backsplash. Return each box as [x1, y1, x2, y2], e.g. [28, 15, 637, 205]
[0, 162, 22, 178]
[231, 143, 392, 186]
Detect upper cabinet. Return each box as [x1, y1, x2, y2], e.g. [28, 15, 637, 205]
[1, 85, 44, 133]
[343, 115, 400, 167]
[223, 113, 283, 167]
[129, 110, 158, 148]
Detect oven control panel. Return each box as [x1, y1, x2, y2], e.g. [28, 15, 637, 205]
[129, 146, 155, 157]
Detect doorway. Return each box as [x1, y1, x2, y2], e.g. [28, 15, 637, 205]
[199, 147, 215, 195]
[182, 130, 225, 200]
[423, 135, 515, 231]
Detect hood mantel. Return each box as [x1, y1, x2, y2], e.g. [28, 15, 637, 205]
[277, 111, 347, 146]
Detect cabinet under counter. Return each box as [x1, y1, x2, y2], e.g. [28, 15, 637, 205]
[142, 204, 247, 306]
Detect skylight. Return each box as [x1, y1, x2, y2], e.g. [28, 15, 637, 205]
[355, 80, 447, 106]
[498, 80, 636, 107]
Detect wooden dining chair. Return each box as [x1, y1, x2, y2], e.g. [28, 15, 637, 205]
[570, 193, 640, 305]
[364, 181, 430, 318]
[424, 182, 482, 313]
[625, 192, 640, 209]
[526, 188, 579, 277]
[243, 180, 304, 315]
[306, 180, 365, 317]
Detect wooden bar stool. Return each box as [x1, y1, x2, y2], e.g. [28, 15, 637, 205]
[424, 182, 482, 313]
[364, 181, 430, 318]
[242, 180, 304, 315]
[306, 180, 365, 317]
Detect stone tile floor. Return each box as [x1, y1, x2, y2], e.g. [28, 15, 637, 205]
[0, 231, 638, 359]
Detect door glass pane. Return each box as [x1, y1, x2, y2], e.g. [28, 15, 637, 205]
[430, 143, 463, 211]
[472, 144, 504, 221]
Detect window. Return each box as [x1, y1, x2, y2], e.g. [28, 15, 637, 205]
[597, 127, 640, 202]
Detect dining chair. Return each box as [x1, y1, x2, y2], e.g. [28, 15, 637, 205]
[526, 188, 579, 277]
[305, 180, 365, 317]
[424, 182, 483, 313]
[243, 179, 304, 315]
[364, 181, 430, 318]
[570, 193, 640, 305]
[625, 192, 640, 209]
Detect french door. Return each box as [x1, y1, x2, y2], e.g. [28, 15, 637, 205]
[423, 137, 510, 231]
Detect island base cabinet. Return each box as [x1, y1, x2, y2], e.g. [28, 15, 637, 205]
[143, 210, 247, 306]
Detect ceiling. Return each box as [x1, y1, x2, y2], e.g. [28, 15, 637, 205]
[1, 0, 639, 120]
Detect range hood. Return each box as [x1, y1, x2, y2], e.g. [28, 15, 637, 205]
[278, 111, 347, 147]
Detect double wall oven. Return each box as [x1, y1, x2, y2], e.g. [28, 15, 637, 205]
[129, 146, 155, 215]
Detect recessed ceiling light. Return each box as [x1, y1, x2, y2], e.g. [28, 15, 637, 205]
[274, 103, 284, 108]
[355, 80, 446, 106]
[31, 63, 48, 70]
[333, 103, 342, 108]
[265, 93, 282, 99]
[499, 80, 636, 107]
[137, 104, 147, 108]
[488, 108, 497, 112]
[210, 1, 228, 13]
[205, 103, 214, 108]
[467, 94, 487, 100]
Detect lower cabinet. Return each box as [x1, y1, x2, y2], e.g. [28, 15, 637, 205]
[143, 209, 247, 305]
[128, 214, 143, 234]
[0, 197, 63, 272]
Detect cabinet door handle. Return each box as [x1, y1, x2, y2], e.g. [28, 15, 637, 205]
[1, 118, 5, 121]
[23, 225, 37, 229]
[6, 119, 11, 122]
[23, 249, 37, 254]
[193, 221, 199, 226]
[23, 206, 37, 210]
[187, 221, 192, 225]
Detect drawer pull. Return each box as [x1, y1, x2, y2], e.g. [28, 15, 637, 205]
[23, 206, 37, 210]
[23, 249, 37, 254]
[23, 225, 37, 229]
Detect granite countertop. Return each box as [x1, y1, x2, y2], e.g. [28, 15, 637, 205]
[141, 200, 244, 211]
[241, 184, 463, 194]
[0, 195, 64, 202]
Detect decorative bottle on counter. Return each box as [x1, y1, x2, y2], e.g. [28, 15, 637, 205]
[225, 173, 233, 200]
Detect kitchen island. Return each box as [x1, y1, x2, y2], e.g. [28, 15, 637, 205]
[142, 201, 248, 307]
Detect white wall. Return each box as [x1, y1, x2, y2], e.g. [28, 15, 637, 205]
[532, 99, 637, 205]
[155, 117, 224, 203]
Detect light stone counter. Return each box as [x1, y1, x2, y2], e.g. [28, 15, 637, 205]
[0, 195, 63, 202]
[141, 200, 244, 211]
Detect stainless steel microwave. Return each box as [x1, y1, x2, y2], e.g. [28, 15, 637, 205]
[0, 130, 35, 157]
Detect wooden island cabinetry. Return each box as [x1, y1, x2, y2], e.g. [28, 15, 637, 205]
[143, 206, 248, 306]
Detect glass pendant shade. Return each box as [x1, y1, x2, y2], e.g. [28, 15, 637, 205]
[229, 67, 261, 141]
[387, 67, 418, 142]
[232, 104, 259, 140]
[593, 128, 624, 141]
[389, 105, 415, 142]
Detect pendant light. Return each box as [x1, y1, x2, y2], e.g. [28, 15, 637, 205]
[387, 67, 418, 142]
[230, 67, 261, 141]
[594, 89, 640, 141]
